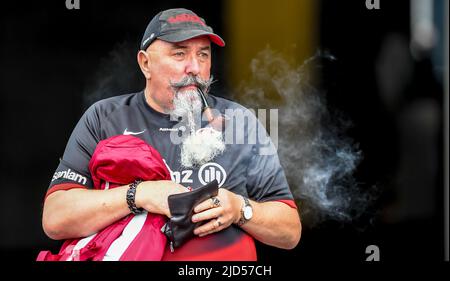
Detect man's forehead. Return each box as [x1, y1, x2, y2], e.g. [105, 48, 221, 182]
[151, 37, 211, 50]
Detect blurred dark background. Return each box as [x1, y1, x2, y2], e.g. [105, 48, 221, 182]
[0, 0, 447, 263]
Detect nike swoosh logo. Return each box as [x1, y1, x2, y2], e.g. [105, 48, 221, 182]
[123, 128, 146, 136]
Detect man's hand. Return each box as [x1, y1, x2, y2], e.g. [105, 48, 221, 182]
[191, 188, 242, 237]
[135, 180, 187, 217]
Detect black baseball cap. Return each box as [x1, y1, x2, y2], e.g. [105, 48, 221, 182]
[140, 8, 225, 50]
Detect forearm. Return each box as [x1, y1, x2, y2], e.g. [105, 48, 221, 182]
[42, 180, 185, 240]
[192, 189, 302, 249]
[240, 200, 301, 249]
[42, 186, 131, 240]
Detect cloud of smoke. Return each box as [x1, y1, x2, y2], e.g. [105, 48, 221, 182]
[82, 41, 143, 108]
[234, 48, 373, 227]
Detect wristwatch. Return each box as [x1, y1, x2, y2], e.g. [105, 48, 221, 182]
[237, 196, 253, 226]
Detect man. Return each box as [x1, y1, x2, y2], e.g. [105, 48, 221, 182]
[42, 8, 301, 260]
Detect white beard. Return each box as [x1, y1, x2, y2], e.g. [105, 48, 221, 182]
[180, 127, 226, 168]
[169, 89, 225, 168]
[171, 89, 203, 132]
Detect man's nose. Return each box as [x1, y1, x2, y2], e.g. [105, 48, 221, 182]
[185, 56, 201, 76]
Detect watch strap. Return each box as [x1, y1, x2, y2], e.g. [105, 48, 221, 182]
[237, 196, 251, 226]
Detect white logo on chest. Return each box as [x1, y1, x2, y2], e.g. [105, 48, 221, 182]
[198, 163, 227, 187]
[163, 160, 227, 187]
[123, 128, 146, 135]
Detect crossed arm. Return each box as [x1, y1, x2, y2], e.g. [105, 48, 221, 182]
[43, 180, 301, 249]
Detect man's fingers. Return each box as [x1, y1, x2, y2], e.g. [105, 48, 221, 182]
[194, 217, 224, 236]
[192, 206, 222, 223]
[194, 196, 220, 213]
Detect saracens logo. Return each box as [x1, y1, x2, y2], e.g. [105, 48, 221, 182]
[198, 162, 227, 187]
[167, 14, 206, 26]
[52, 169, 87, 185]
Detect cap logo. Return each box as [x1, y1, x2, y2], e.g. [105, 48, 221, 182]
[142, 37, 151, 46]
[167, 14, 205, 26]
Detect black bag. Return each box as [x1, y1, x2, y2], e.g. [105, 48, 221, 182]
[161, 180, 219, 252]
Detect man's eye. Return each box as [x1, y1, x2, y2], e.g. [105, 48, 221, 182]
[174, 52, 185, 57]
[199, 52, 209, 59]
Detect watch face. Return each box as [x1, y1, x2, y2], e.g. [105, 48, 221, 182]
[243, 206, 253, 220]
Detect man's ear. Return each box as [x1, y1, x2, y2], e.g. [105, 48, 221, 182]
[137, 50, 151, 80]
